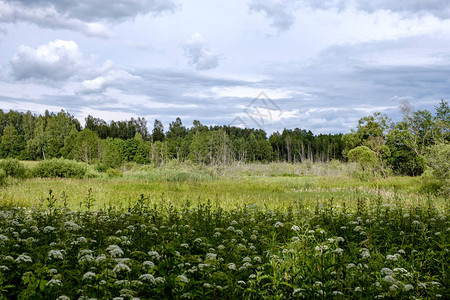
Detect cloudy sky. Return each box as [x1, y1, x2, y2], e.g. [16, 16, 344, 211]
[1, 0, 450, 134]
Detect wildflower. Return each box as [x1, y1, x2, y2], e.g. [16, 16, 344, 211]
[386, 254, 399, 261]
[334, 248, 344, 255]
[383, 275, 396, 284]
[242, 256, 252, 263]
[48, 250, 64, 260]
[347, 263, 356, 269]
[83, 271, 96, 281]
[291, 225, 300, 231]
[404, 284, 414, 292]
[79, 254, 94, 263]
[238, 280, 246, 285]
[43, 226, 56, 233]
[180, 243, 189, 248]
[3, 256, 14, 262]
[57, 296, 70, 300]
[139, 274, 156, 284]
[359, 248, 371, 260]
[274, 222, 284, 228]
[354, 226, 363, 232]
[293, 288, 303, 296]
[390, 284, 399, 291]
[113, 262, 131, 274]
[0, 266, 9, 271]
[48, 268, 58, 274]
[177, 275, 189, 283]
[228, 263, 236, 270]
[148, 251, 161, 260]
[107, 245, 124, 258]
[64, 221, 81, 231]
[0, 234, 9, 242]
[355, 287, 363, 292]
[253, 256, 262, 263]
[96, 254, 106, 263]
[205, 253, 217, 260]
[155, 277, 165, 284]
[46, 279, 62, 287]
[380, 268, 393, 276]
[15, 254, 32, 264]
[143, 261, 155, 269]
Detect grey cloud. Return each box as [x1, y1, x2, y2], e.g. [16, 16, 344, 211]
[14, 0, 178, 22]
[302, 0, 450, 19]
[356, 0, 450, 18]
[0, 0, 178, 37]
[263, 36, 450, 131]
[10, 40, 84, 81]
[183, 34, 220, 70]
[248, 0, 297, 32]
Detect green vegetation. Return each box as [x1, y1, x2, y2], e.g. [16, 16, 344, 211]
[0, 100, 448, 298]
[0, 187, 448, 299]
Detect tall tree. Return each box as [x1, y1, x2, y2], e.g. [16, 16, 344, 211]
[152, 119, 165, 142]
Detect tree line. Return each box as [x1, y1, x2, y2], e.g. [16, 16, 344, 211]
[0, 100, 448, 176]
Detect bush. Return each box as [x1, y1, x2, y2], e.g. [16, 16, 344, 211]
[32, 158, 87, 178]
[94, 163, 109, 173]
[0, 168, 6, 185]
[347, 146, 376, 172]
[0, 159, 27, 178]
[106, 168, 123, 177]
[425, 143, 450, 180]
[84, 168, 101, 179]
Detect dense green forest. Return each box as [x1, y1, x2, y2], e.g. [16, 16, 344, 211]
[0, 100, 448, 176]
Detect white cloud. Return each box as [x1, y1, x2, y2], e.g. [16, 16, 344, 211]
[183, 33, 220, 70]
[211, 86, 302, 99]
[10, 40, 84, 81]
[78, 69, 142, 94]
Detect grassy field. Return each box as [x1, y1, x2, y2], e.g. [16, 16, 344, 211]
[0, 161, 448, 299]
[0, 170, 441, 211]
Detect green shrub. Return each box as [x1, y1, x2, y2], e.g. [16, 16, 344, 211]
[84, 168, 101, 179]
[0, 168, 6, 185]
[94, 163, 109, 173]
[425, 143, 450, 180]
[32, 158, 87, 178]
[419, 178, 443, 195]
[106, 168, 123, 177]
[0, 158, 27, 178]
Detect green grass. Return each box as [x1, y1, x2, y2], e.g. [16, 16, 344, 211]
[0, 173, 444, 211]
[0, 162, 448, 299]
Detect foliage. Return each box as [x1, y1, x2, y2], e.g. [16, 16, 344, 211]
[0, 194, 447, 299]
[32, 158, 87, 178]
[347, 146, 376, 172]
[0, 158, 27, 179]
[0, 169, 6, 186]
[424, 143, 450, 180]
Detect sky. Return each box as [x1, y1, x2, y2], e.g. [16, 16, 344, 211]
[1, 0, 450, 134]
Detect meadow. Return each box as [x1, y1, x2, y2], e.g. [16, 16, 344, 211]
[0, 161, 448, 299]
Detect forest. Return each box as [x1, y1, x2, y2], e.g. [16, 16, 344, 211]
[0, 100, 448, 177]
